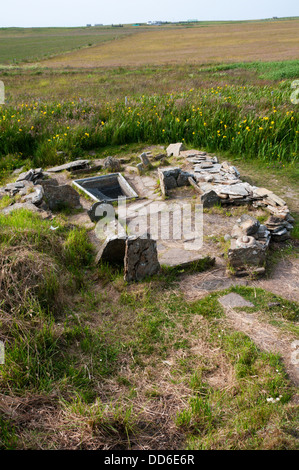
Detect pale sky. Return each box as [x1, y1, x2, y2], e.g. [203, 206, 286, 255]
[0, 0, 298, 27]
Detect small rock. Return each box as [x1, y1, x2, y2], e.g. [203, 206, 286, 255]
[200, 190, 220, 208]
[95, 235, 127, 265]
[218, 293, 254, 308]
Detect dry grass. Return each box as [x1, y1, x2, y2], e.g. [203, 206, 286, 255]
[40, 20, 299, 68]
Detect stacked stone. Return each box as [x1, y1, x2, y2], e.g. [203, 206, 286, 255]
[264, 213, 294, 242]
[16, 168, 45, 184]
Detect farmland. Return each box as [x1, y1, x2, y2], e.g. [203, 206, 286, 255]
[0, 18, 299, 450]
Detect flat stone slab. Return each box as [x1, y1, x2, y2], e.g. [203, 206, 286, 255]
[218, 293, 254, 308]
[124, 233, 160, 282]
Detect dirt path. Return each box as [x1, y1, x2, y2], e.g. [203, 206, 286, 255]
[180, 256, 299, 304]
[254, 256, 299, 303]
[222, 306, 299, 385]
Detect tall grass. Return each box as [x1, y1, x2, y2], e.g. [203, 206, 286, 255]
[0, 81, 298, 174]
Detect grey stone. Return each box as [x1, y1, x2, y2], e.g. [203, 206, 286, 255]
[16, 168, 44, 183]
[95, 235, 127, 265]
[139, 152, 150, 167]
[47, 160, 90, 173]
[103, 156, 121, 172]
[42, 182, 81, 210]
[217, 183, 249, 197]
[87, 201, 109, 222]
[23, 184, 44, 206]
[124, 233, 160, 282]
[237, 214, 260, 235]
[166, 142, 185, 157]
[158, 168, 181, 196]
[200, 190, 220, 208]
[163, 176, 177, 190]
[264, 193, 286, 207]
[136, 163, 144, 174]
[2, 202, 50, 218]
[228, 237, 268, 268]
[218, 293, 254, 308]
[271, 229, 291, 242]
[177, 171, 191, 187]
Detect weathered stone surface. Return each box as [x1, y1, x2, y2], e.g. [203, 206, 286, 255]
[216, 183, 250, 197]
[264, 193, 286, 207]
[194, 163, 222, 174]
[88, 202, 106, 222]
[136, 163, 144, 175]
[200, 190, 220, 208]
[124, 233, 160, 282]
[237, 214, 260, 236]
[271, 229, 291, 242]
[166, 143, 185, 157]
[177, 171, 191, 187]
[228, 236, 268, 268]
[153, 153, 167, 161]
[158, 168, 178, 196]
[139, 152, 150, 167]
[42, 181, 81, 210]
[95, 235, 127, 265]
[218, 293, 254, 308]
[180, 149, 204, 158]
[164, 176, 177, 189]
[23, 184, 44, 206]
[2, 202, 50, 218]
[47, 160, 90, 173]
[16, 168, 44, 183]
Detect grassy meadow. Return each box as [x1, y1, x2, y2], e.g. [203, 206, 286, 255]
[0, 19, 299, 450]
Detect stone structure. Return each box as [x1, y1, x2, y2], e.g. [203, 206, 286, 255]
[158, 167, 192, 196]
[124, 233, 160, 282]
[95, 232, 160, 282]
[95, 235, 127, 265]
[166, 142, 185, 157]
[103, 156, 121, 172]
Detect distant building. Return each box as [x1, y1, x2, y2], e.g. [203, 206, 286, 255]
[86, 24, 91, 27]
[95, 24, 103, 26]
[147, 21, 164, 25]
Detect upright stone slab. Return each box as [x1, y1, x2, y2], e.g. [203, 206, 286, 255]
[95, 235, 127, 265]
[103, 156, 121, 172]
[139, 152, 151, 167]
[47, 160, 90, 173]
[124, 233, 160, 282]
[166, 143, 185, 157]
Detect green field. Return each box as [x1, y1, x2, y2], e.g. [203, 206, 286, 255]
[0, 26, 138, 64]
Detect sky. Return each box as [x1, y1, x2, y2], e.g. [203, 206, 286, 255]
[0, 0, 298, 27]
